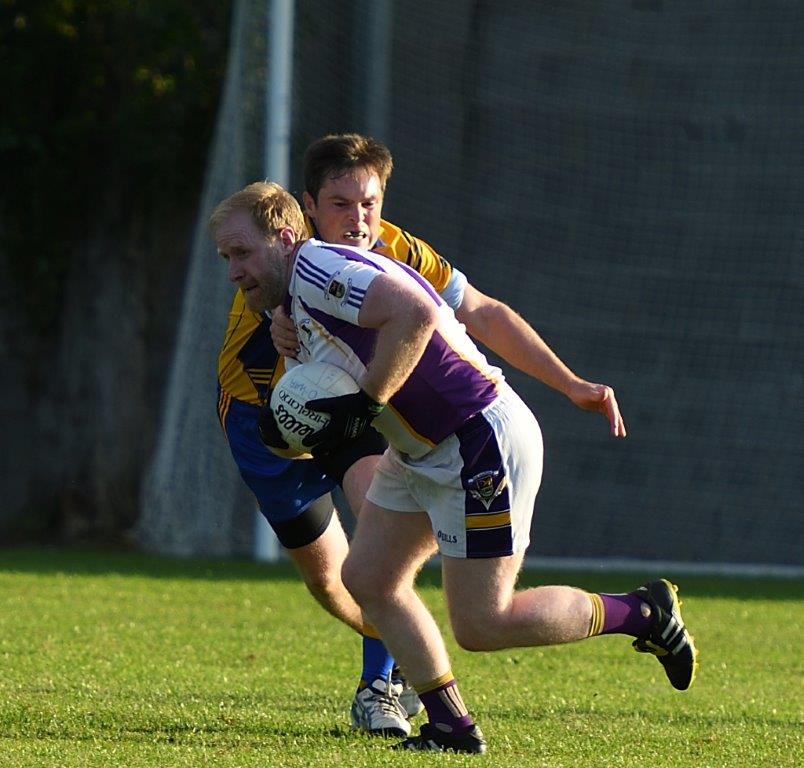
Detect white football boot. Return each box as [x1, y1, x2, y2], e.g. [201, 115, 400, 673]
[391, 666, 424, 717]
[350, 673, 411, 737]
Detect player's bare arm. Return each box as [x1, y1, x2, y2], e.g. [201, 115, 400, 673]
[455, 283, 627, 437]
[276, 277, 625, 436]
[299, 273, 437, 456]
[357, 273, 438, 404]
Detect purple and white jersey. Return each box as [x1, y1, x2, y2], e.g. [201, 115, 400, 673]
[287, 238, 504, 458]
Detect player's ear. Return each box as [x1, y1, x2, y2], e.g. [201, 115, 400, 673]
[278, 226, 297, 248]
[301, 191, 316, 216]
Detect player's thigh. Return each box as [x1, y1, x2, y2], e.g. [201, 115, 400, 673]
[284, 498, 350, 588]
[341, 454, 381, 518]
[355, 448, 436, 577]
[441, 552, 525, 638]
[345, 500, 434, 599]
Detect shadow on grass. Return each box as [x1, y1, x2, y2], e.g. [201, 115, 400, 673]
[0, 546, 801, 599]
[0, 546, 302, 583]
[0, 721, 359, 750]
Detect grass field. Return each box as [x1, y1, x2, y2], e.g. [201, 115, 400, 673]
[0, 547, 801, 767]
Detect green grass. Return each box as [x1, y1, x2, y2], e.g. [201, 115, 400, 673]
[0, 548, 801, 767]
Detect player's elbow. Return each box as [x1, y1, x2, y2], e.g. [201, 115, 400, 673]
[387, 295, 437, 345]
[410, 298, 439, 334]
[457, 295, 507, 344]
[474, 296, 510, 329]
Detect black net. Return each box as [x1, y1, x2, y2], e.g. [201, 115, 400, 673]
[291, 1, 803, 567]
[141, 0, 803, 567]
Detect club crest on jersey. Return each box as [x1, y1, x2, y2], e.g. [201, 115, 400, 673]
[467, 470, 507, 510]
[327, 278, 346, 299]
[325, 274, 354, 305]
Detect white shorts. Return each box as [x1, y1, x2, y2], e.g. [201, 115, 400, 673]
[365, 385, 543, 558]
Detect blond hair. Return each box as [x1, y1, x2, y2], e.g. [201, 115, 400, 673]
[208, 181, 306, 239]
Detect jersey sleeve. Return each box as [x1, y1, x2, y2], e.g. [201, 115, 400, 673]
[293, 242, 383, 325]
[439, 266, 467, 311]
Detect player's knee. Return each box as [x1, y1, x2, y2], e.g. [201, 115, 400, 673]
[302, 569, 342, 604]
[342, 554, 389, 608]
[451, 616, 498, 652]
[341, 554, 371, 603]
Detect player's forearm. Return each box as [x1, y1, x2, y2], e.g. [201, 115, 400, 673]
[463, 301, 581, 396]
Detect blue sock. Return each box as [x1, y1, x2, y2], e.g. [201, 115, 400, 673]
[361, 635, 395, 686]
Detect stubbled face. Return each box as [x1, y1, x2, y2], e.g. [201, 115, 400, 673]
[215, 208, 291, 312]
[303, 167, 384, 249]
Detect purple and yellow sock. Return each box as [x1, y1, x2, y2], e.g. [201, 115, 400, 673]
[588, 592, 651, 637]
[417, 671, 474, 734]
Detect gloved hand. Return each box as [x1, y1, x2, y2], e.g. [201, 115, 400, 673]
[301, 390, 385, 455]
[258, 401, 289, 451]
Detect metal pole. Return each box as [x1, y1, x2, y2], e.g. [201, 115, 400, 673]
[363, 0, 393, 141]
[265, 0, 294, 186]
[256, 0, 295, 562]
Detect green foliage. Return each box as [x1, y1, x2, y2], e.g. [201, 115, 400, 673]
[0, 0, 231, 332]
[0, 547, 801, 767]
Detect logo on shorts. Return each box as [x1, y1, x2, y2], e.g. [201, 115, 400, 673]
[437, 530, 458, 544]
[467, 470, 508, 511]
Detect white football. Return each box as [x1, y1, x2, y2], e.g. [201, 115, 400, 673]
[270, 361, 359, 453]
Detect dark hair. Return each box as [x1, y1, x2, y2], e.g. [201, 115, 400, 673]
[303, 133, 393, 201]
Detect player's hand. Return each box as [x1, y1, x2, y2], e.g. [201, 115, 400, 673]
[567, 380, 627, 438]
[301, 390, 385, 454]
[270, 304, 300, 359]
[257, 401, 289, 450]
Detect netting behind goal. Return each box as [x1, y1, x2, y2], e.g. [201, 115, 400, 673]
[137, 0, 271, 556]
[139, 0, 803, 568]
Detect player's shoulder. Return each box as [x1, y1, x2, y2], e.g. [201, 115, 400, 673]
[377, 218, 432, 259]
[293, 240, 378, 302]
[377, 219, 453, 292]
